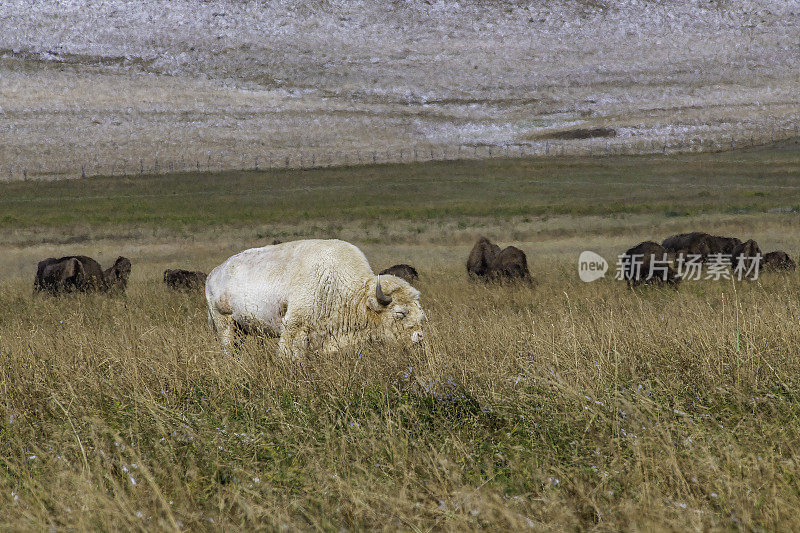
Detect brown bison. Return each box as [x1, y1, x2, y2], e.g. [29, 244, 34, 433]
[164, 269, 207, 291]
[762, 250, 796, 271]
[730, 239, 761, 274]
[707, 235, 742, 255]
[662, 232, 741, 260]
[621, 241, 681, 288]
[488, 246, 531, 282]
[34, 257, 86, 294]
[466, 237, 531, 282]
[662, 232, 711, 259]
[379, 264, 419, 284]
[466, 237, 501, 279]
[34, 255, 131, 294]
[104, 257, 132, 294]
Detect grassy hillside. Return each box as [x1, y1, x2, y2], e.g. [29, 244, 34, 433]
[3, 141, 800, 234]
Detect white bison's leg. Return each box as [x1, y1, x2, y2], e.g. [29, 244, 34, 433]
[277, 310, 310, 359]
[278, 326, 310, 359]
[208, 307, 240, 353]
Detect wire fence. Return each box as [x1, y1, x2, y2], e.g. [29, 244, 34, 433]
[4, 124, 800, 182]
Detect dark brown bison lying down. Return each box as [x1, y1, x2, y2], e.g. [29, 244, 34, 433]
[379, 264, 419, 284]
[34, 256, 131, 295]
[466, 237, 531, 282]
[762, 250, 796, 271]
[621, 241, 681, 288]
[662, 232, 742, 259]
[163, 269, 207, 291]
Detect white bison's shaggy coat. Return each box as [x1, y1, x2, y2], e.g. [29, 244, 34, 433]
[205, 239, 425, 356]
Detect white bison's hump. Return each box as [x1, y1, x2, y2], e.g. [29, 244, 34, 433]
[209, 239, 372, 291]
[228, 239, 367, 269]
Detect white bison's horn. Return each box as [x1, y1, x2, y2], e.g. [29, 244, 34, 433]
[376, 276, 392, 306]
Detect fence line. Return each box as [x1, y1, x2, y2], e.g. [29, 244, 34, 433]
[3, 124, 799, 182]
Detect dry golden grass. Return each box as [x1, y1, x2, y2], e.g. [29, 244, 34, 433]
[2, 146, 800, 530]
[2, 264, 800, 530]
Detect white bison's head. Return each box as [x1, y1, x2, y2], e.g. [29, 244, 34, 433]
[366, 275, 425, 345]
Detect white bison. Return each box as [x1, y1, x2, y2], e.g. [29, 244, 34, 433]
[205, 239, 425, 357]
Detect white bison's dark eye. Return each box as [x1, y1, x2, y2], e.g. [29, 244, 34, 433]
[395, 309, 407, 319]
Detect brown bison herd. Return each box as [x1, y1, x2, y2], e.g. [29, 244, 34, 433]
[30, 233, 795, 296]
[33, 254, 208, 296]
[622, 231, 795, 288]
[32, 256, 421, 296]
[34, 256, 131, 295]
